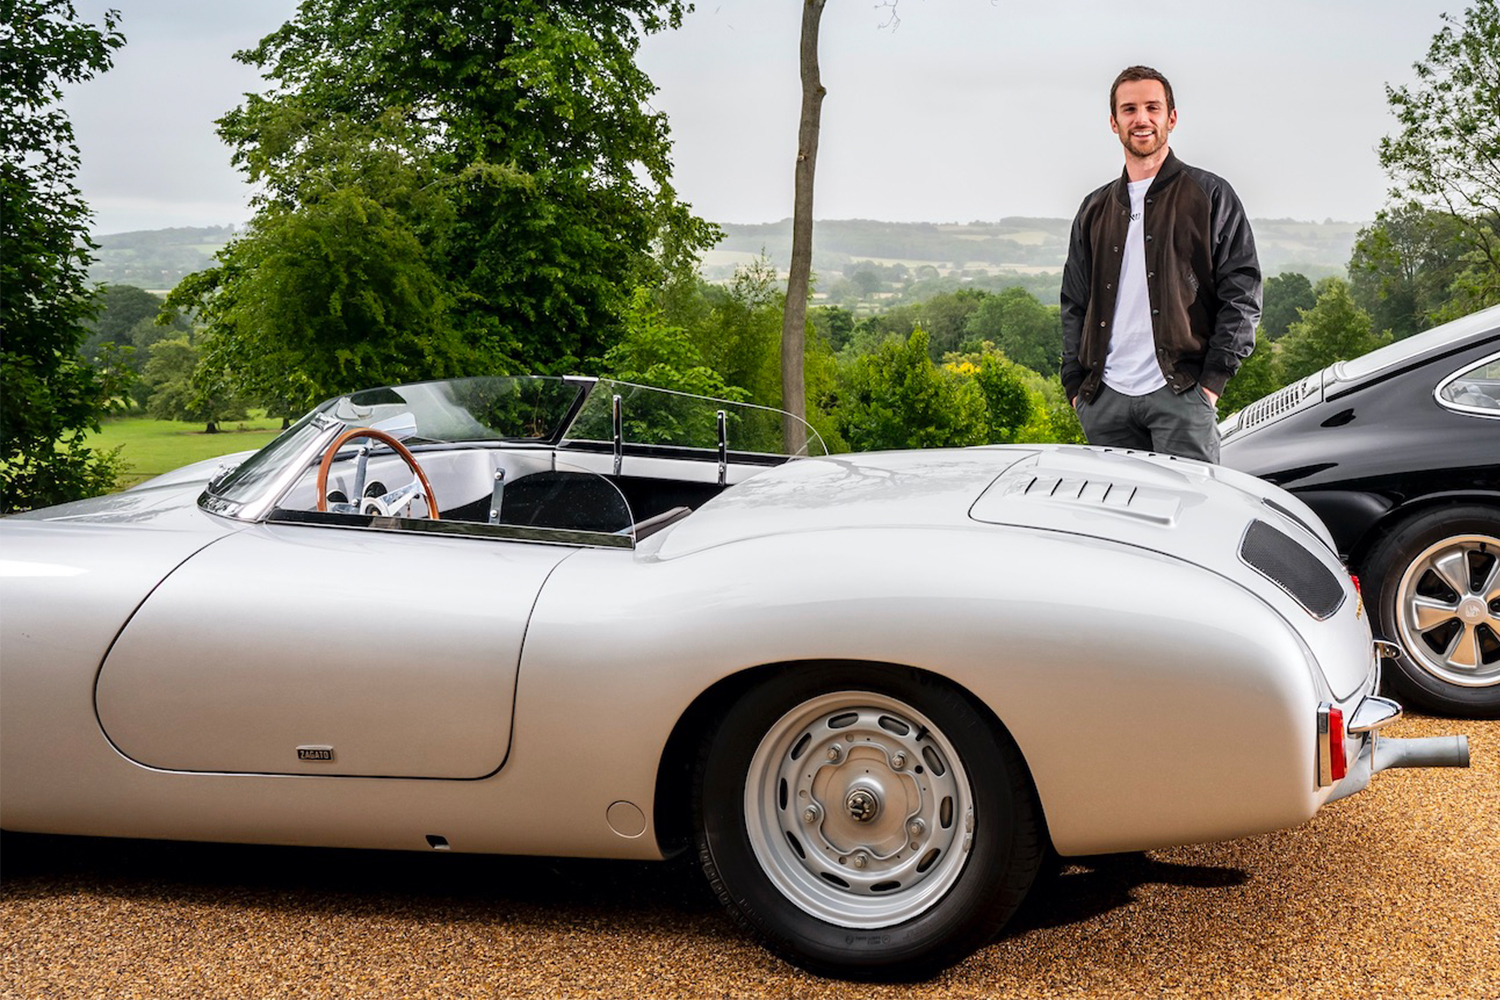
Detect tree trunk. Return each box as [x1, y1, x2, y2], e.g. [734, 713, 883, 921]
[781, 0, 827, 455]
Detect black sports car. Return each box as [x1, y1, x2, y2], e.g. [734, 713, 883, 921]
[1221, 304, 1500, 718]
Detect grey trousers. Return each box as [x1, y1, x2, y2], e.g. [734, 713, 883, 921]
[1075, 382, 1221, 463]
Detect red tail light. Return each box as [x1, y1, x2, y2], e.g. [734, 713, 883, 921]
[1328, 707, 1346, 781]
[1318, 703, 1347, 787]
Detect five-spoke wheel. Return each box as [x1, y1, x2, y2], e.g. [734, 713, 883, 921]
[1367, 505, 1500, 717]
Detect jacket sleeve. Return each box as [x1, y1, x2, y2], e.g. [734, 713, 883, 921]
[1203, 180, 1261, 395]
[1059, 195, 1093, 400]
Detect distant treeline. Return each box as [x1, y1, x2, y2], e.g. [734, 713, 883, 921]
[711, 217, 1360, 286]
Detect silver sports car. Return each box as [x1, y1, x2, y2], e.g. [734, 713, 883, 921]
[0, 376, 1471, 978]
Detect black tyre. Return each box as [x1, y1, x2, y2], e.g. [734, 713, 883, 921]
[1363, 504, 1500, 718]
[693, 663, 1042, 979]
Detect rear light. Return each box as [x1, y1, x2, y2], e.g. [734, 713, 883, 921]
[1317, 703, 1347, 787]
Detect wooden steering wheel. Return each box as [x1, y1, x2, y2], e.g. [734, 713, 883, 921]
[315, 427, 440, 519]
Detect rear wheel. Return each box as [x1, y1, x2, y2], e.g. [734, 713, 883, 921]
[1364, 505, 1500, 718]
[693, 663, 1042, 978]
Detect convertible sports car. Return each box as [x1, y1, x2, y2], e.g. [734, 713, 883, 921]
[0, 376, 1471, 978]
[1222, 304, 1500, 718]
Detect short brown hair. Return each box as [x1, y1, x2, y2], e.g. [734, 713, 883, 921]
[1110, 66, 1175, 116]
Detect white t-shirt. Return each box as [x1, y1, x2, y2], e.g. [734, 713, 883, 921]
[1103, 177, 1168, 396]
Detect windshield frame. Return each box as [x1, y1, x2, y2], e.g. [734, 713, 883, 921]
[199, 375, 824, 532]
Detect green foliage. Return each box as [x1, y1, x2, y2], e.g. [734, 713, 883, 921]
[1379, 0, 1500, 311]
[1260, 272, 1316, 339]
[0, 0, 125, 511]
[80, 284, 192, 405]
[1348, 205, 1472, 337]
[1216, 327, 1284, 417]
[961, 287, 1062, 375]
[1278, 280, 1393, 384]
[178, 0, 716, 408]
[170, 113, 468, 413]
[142, 337, 249, 432]
[603, 288, 746, 404]
[835, 328, 989, 451]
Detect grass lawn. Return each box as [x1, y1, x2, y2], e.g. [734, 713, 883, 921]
[88, 414, 285, 489]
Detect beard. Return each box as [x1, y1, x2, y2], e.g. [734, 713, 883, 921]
[1120, 125, 1168, 159]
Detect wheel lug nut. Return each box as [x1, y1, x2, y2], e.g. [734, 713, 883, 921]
[826, 744, 843, 762]
[891, 752, 906, 770]
[907, 818, 925, 838]
[851, 853, 868, 869]
[803, 805, 821, 824]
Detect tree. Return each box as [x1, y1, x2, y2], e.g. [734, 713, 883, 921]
[1260, 272, 1316, 339]
[834, 327, 988, 452]
[0, 0, 125, 512]
[169, 113, 467, 413]
[141, 337, 248, 433]
[961, 287, 1061, 375]
[80, 284, 192, 405]
[1277, 280, 1392, 384]
[1347, 205, 1470, 337]
[179, 1, 716, 409]
[781, 0, 829, 454]
[1379, 0, 1500, 311]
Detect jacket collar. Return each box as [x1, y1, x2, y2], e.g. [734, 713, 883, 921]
[1112, 148, 1183, 206]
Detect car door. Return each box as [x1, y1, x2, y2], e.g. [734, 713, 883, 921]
[95, 520, 578, 779]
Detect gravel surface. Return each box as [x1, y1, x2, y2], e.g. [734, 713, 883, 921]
[2, 714, 1495, 999]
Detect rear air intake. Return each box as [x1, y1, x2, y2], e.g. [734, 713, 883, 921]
[1239, 519, 1346, 620]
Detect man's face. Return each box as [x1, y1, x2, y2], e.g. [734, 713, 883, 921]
[1110, 79, 1176, 160]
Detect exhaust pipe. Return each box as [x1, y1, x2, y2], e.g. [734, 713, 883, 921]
[1373, 735, 1470, 772]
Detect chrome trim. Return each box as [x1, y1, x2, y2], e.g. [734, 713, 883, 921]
[264, 508, 635, 549]
[717, 409, 728, 487]
[1316, 703, 1335, 788]
[487, 469, 507, 526]
[612, 393, 624, 476]
[1374, 639, 1404, 662]
[1432, 348, 1500, 419]
[1347, 695, 1402, 734]
[228, 416, 346, 523]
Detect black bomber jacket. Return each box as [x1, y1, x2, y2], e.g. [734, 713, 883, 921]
[1059, 150, 1261, 403]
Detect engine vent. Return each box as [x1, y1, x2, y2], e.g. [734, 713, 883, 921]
[1237, 378, 1311, 432]
[1239, 519, 1345, 620]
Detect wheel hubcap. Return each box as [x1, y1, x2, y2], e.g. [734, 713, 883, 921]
[744, 691, 974, 928]
[1395, 534, 1500, 687]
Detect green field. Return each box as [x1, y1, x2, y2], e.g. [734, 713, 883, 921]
[87, 414, 284, 489]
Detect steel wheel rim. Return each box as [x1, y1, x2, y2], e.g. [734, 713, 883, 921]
[744, 690, 975, 928]
[1394, 533, 1500, 688]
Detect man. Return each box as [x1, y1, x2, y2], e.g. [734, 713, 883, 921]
[1060, 66, 1260, 463]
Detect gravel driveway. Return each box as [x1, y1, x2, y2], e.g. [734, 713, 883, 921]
[2, 714, 1495, 999]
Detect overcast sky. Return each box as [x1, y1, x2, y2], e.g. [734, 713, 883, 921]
[62, 0, 1460, 236]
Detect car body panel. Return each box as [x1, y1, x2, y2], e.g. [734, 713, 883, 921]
[1221, 307, 1500, 565]
[0, 376, 1412, 867]
[96, 521, 574, 779]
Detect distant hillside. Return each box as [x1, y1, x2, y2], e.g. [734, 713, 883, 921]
[86, 217, 1358, 295]
[708, 217, 1359, 285]
[87, 225, 235, 290]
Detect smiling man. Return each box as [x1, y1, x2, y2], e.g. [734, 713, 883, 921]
[1060, 66, 1261, 463]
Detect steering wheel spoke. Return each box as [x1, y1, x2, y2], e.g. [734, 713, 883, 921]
[316, 427, 439, 520]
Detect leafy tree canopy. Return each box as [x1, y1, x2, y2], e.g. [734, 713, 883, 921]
[1379, 0, 1500, 311]
[1277, 279, 1393, 384]
[835, 327, 989, 452]
[0, 0, 124, 512]
[1348, 204, 1472, 336]
[960, 286, 1062, 376]
[179, 0, 717, 411]
[1260, 272, 1316, 339]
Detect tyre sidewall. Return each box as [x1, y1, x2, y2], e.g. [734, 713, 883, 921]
[695, 663, 1038, 978]
[1365, 504, 1500, 718]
